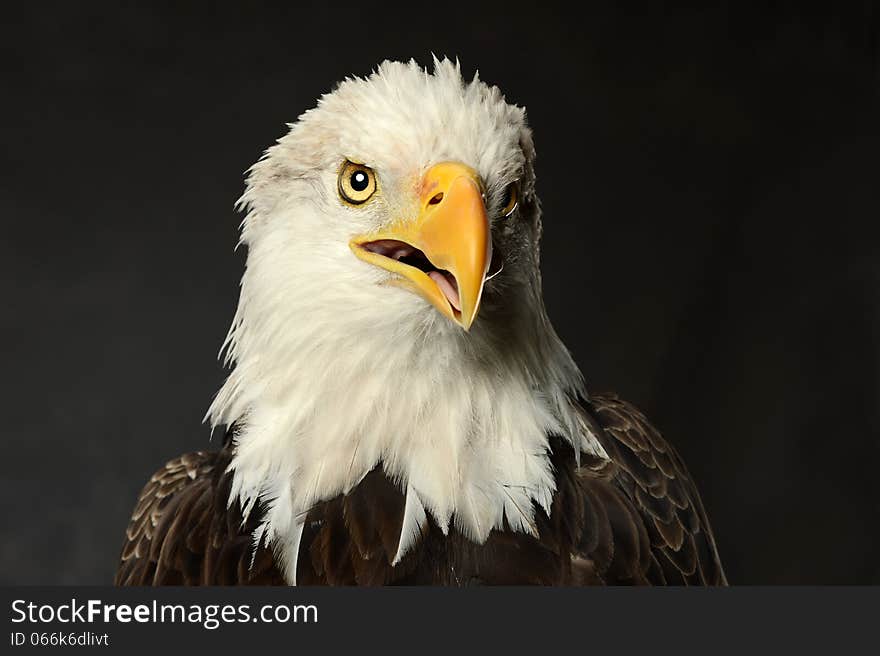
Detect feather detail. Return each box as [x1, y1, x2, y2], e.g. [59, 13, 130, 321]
[500, 484, 539, 538]
[276, 521, 305, 586]
[249, 521, 269, 571]
[392, 485, 427, 565]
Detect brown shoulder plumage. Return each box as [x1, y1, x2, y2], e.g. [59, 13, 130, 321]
[566, 393, 727, 585]
[114, 440, 284, 585]
[115, 394, 725, 586]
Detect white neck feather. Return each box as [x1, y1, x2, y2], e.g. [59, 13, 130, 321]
[206, 222, 602, 583]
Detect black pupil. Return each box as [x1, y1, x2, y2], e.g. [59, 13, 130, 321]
[350, 171, 369, 192]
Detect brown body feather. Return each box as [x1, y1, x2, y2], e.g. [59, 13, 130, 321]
[115, 393, 727, 586]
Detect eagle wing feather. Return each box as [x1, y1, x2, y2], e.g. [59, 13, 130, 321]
[114, 447, 285, 585]
[572, 393, 727, 585]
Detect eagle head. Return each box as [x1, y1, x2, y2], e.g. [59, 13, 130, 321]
[207, 59, 596, 577]
[235, 57, 545, 337]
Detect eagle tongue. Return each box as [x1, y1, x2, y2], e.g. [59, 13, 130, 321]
[428, 270, 461, 312]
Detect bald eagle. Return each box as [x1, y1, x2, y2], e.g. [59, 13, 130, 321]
[115, 59, 726, 586]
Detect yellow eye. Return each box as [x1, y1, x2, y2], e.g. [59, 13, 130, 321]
[338, 161, 377, 205]
[499, 183, 518, 217]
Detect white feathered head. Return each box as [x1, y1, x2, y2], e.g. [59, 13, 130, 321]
[207, 59, 595, 571]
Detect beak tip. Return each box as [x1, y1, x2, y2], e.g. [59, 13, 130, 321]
[456, 308, 477, 331]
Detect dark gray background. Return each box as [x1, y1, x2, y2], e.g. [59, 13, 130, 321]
[1, 2, 878, 584]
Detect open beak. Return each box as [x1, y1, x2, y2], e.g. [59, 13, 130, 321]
[350, 162, 491, 330]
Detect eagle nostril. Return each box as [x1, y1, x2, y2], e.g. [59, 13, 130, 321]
[428, 192, 444, 206]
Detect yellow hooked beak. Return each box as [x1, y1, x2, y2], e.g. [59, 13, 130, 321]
[350, 162, 491, 330]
